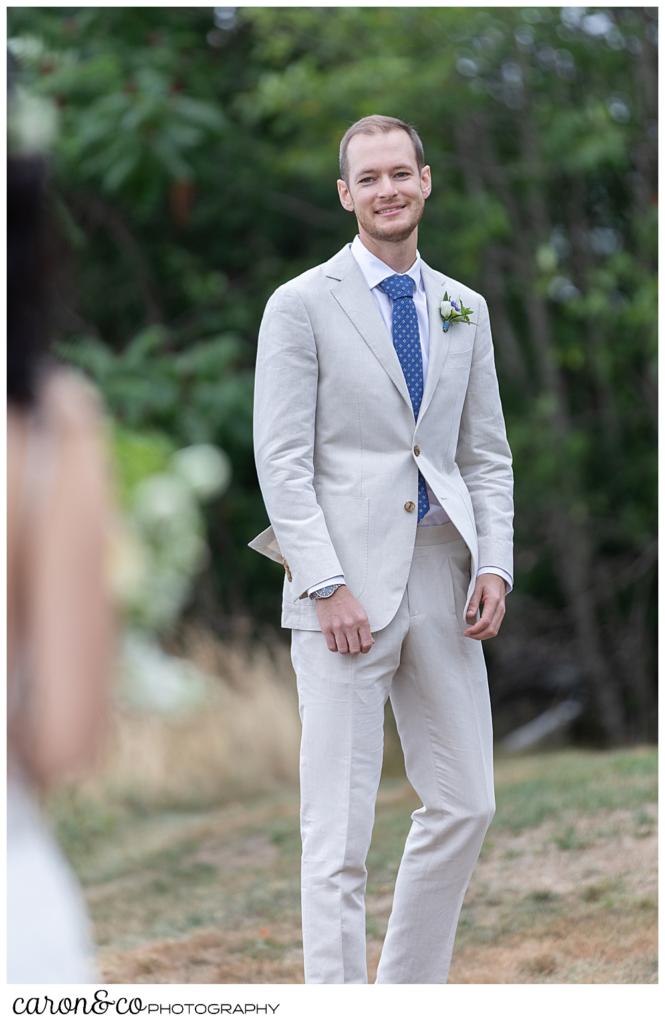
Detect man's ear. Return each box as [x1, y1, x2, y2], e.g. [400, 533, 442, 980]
[421, 164, 432, 200]
[337, 178, 354, 212]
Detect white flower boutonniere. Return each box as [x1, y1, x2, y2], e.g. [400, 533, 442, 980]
[440, 290, 475, 333]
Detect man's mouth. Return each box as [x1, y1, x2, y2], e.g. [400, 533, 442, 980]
[375, 204, 406, 216]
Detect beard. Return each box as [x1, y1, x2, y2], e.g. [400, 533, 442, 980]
[357, 195, 425, 243]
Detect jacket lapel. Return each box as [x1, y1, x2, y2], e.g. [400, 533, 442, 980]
[417, 260, 451, 426]
[326, 246, 413, 411]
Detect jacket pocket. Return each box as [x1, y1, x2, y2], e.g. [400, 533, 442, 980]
[447, 544, 473, 620]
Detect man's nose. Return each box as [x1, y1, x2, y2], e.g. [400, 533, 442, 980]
[376, 176, 398, 197]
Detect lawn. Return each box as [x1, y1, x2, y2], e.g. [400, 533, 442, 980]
[53, 746, 657, 984]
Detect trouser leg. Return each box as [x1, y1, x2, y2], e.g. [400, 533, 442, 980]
[291, 596, 408, 983]
[375, 527, 496, 983]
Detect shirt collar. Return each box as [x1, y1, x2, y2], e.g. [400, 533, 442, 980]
[351, 234, 423, 293]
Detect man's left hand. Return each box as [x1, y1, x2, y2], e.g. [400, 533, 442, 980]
[464, 573, 507, 640]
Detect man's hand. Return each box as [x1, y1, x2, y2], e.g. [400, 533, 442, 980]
[464, 573, 507, 640]
[315, 585, 375, 654]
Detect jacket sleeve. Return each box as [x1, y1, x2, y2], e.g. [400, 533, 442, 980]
[455, 293, 514, 580]
[253, 284, 343, 599]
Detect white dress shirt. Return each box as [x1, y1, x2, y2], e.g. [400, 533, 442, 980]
[308, 236, 512, 596]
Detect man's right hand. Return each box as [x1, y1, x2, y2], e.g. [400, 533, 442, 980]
[314, 585, 374, 655]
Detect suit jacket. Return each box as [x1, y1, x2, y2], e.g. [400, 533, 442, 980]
[248, 242, 514, 632]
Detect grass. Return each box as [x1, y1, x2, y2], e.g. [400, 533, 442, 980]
[48, 745, 657, 984]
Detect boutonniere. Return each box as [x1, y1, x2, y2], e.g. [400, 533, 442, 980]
[440, 291, 475, 333]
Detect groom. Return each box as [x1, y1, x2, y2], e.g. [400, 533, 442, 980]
[249, 115, 514, 984]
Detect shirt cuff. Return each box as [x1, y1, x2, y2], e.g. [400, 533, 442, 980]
[307, 574, 346, 597]
[477, 565, 513, 595]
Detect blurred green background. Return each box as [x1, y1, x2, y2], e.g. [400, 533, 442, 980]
[8, 6, 657, 751]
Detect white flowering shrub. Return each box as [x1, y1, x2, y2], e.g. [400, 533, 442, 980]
[107, 428, 231, 713]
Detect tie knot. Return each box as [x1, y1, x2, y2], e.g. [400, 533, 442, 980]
[378, 274, 415, 301]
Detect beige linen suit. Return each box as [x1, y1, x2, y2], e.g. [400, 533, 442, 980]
[249, 243, 513, 983]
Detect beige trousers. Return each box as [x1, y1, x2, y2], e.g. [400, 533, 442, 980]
[290, 521, 496, 984]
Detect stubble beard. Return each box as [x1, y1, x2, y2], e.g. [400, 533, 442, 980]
[359, 197, 424, 244]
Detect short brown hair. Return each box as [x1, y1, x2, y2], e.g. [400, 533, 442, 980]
[339, 115, 425, 183]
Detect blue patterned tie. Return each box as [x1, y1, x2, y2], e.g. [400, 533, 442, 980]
[378, 273, 430, 521]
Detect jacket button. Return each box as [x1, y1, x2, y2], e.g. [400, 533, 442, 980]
[413, 445, 421, 456]
[404, 501, 416, 513]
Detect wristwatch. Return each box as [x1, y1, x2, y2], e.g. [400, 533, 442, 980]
[310, 583, 344, 600]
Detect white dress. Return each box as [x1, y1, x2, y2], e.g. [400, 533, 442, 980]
[7, 405, 98, 984]
[7, 768, 98, 983]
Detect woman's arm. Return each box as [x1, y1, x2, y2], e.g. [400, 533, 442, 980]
[18, 370, 117, 789]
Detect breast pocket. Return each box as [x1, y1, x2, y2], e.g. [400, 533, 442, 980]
[446, 343, 475, 367]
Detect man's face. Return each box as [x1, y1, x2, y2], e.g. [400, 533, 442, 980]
[337, 129, 431, 244]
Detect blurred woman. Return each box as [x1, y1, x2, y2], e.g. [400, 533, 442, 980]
[7, 136, 116, 979]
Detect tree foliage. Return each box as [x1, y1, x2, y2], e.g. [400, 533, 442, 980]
[8, 6, 657, 742]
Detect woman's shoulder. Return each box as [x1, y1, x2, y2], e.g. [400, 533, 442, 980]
[37, 366, 107, 440]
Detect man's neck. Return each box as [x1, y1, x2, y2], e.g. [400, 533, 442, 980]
[358, 228, 418, 274]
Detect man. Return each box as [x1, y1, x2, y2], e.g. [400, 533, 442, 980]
[249, 115, 513, 984]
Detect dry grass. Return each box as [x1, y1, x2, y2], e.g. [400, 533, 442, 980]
[54, 752, 657, 986]
[81, 628, 302, 808]
[86, 777, 656, 985]
[45, 630, 657, 985]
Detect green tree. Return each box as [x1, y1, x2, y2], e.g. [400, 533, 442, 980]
[8, 6, 657, 742]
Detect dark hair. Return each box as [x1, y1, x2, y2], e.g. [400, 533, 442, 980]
[7, 45, 63, 409]
[7, 153, 54, 407]
[338, 114, 425, 183]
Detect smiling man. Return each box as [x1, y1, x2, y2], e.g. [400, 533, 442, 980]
[249, 115, 514, 984]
